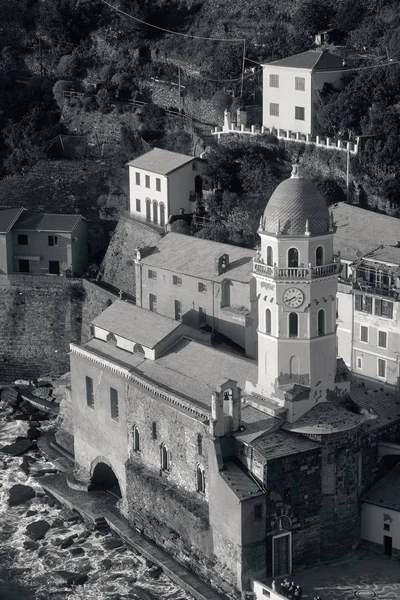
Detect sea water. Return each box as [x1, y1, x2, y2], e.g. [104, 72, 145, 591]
[0, 417, 192, 600]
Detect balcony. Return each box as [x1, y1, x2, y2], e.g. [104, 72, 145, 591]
[353, 279, 400, 299]
[253, 260, 340, 279]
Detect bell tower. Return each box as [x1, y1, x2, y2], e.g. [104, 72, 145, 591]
[247, 165, 341, 422]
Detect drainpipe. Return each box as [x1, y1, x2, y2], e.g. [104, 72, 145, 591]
[212, 281, 215, 333]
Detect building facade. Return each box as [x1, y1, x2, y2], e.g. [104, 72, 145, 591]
[262, 50, 349, 136]
[0, 209, 88, 276]
[64, 168, 400, 597]
[127, 148, 205, 227]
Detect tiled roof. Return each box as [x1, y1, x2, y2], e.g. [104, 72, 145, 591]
[126, 148, 196, 175]
[350, 384, 400, 432]
[91, 300, 181, 348]
[0, 207, 25, 234]
[362, 464, 400, 511]
[13, 212, 83, 232]
[142, 232, 254, 283]
[250, 429, 320, 462]
[266, 50, 348, 71]
[82, 333, 257, 412]
[332, 203, 400, 263]
[263, 167, 330, 235]
[220, 461, 264, 500]
[283, 401, 363, 435]
[234, 404, 281, 444]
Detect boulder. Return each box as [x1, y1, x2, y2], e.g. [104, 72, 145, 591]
[55, 570, 88, 586]
[0, 438, 37, 456]
[26, 520, 50, 541]
[2, 388, 21, 408]
[70, 547, 85, 556]
[103, 537, 123, 550]
[8, 484, 35, 506]
[27, 427, 41, 441]
[60, 534, 78, 549]
[19, 456, 31, 476]
[51, 518, 64, 528]
[101, 558, 112, 570]
[148, 565, 162, 579]
[25, 509, 38, 517]
[23, 540, 39, 551]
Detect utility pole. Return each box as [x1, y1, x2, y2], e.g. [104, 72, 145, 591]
[240, 38, 246, 98]
[38, 34, 43, 77]
[178, 66, 181, 109]
[346, 145, 350, 202]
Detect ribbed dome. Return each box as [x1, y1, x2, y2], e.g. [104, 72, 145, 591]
[262, 165, 330, 235]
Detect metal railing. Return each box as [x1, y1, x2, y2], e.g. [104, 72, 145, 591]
[353, 280, 400, 299]
[253, 260, 340, 279]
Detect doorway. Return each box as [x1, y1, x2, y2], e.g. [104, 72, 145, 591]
[49, 260, 60, 275]
[384, 535, 392, 556]
[19, 259, 29, 273]
[272, 532, 292, 578]
[90, 462, 121, 498]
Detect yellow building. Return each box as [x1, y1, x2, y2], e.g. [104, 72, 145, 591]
[262, 50, 349, 136]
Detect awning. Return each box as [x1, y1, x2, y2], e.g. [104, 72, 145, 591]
[13, 255, 41, 261]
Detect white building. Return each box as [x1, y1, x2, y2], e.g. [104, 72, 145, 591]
[262, 50, 349, 136]
[333, 203, 400, 395]
[127, 148, 204, 227]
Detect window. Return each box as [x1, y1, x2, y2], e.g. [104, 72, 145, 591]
[197, 434, 203, 456]
[149, 293, 157, 312]
[174, 299, 182, 321]
[269, 74, 279, 88]
[295, 77, 305, 91]
[173, 275, 182, 286]
[148, 269, 157, 280]
[196, 464, 205, 494]
[156, 178, 161, 192]
[360, 326, 368, 343]
[136, 198, 141, 212]
[384, 523, 390, 531]
[152, 421, 157, 439]
[132, 425, 140, 451]
[199, 307, 207, 326]
[375, 299, 393, 319]
[133, 343, 145, 355]
[378, 331, 387, 348]
[18, 259, 29, 273]
[152, 201, 158, 224]
[289, 313, 298, 337]
[318, 309, 325, 336]
[288, 247, 299, 267]
[106, 332, 117, 345]
[160, 443, 170, 471]
[198, 282, 207, 293]
[135, 172, 140, 185]
[316, 246, 324, 266]
[145, 198, 151, 222]
[86, 376, 94, 408]
[145, 174, 150, 188]
[159, 203, 165, 227]
[262, 590, 270, 598]
[18, 234, 28, 245]
[357, 356, 362, 369]
[355, 294, 372, 314]
[48, 235, 58, 247]
[269, 102, 279, 117]
[295, 106, 305, 120]
[110, 387, 119, 420]
[266, 246, 273, 266]
[265, 308, 271, 334]
[253, 504, 263, 522]
[378, 358, 386, 378]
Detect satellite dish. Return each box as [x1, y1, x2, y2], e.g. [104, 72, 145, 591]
[61, 262, 68, 271]
[355, 250, 362, 259]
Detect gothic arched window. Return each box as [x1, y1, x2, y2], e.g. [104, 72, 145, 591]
[197, 433, 203, 456]
[132, 425, 140, 452]
[159, 203, 165, 227]
[265, 308, 272, 334]
[196, 464, 206, 494]
[316, 245, 324, 266]
[267, 246, 274, 266]
[318, 309, 325, 336]
[160, 443, 170, 471]
[288, 247, 299, 267]
[289, 312, 298, 337]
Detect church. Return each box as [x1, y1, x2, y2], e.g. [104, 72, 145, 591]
[64, 166, 400, 596]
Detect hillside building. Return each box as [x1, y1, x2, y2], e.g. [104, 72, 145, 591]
[127, 148, 205, 228]
[0, 208, 88, 276]
[262, 50, 349, 136]
[63, 167, 400, 596]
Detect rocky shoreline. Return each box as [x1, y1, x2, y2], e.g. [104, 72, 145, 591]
[0, 382, 192, 600]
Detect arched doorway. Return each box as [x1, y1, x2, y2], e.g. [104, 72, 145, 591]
[90, 462, 121, 498]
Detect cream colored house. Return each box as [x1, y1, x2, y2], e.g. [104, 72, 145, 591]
[332, 203, 400, 395]
[127, 148, 204, 227]
[262, 50, 349, 136]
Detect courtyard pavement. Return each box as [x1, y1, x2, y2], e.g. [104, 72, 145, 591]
[293, 551, 400, 599]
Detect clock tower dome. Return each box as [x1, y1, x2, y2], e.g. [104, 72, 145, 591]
[247, 164, 341, 422]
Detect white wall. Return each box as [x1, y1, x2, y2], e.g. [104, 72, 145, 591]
[361, 502, 400, 550]
[128, 166, 168, 225]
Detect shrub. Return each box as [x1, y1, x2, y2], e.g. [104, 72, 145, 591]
[52, 80, 73, 110]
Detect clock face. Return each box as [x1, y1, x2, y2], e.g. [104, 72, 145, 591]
[283, 287, 304, 308]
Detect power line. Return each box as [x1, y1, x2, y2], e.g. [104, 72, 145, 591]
[100, 0, 244, 42]
[315, 59, 400, 75]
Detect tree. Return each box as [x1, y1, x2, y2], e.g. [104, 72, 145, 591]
[171, 220, 192, 235]
[314, 177, 346, 205]
[194, 223, 229, 243]
[52, 80, 73, 110]
[212, 91, 232, 116]
[296, 0, 336, 36]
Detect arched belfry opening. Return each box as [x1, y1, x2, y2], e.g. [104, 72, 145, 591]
[90, 462, 121, 498]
